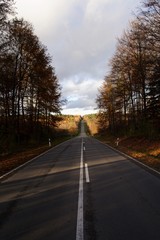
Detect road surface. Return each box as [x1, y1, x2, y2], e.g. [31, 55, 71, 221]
[0, 120, 160, 240]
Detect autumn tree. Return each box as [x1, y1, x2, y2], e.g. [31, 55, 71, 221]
[97, 78, 116, 133]
[139, 0, 160, 119]
[97, 0, 160, 137]
[0, 17, 61, 149]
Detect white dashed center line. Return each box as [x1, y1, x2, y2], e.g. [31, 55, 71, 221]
[85, 163, 90, 183]
[76, 138, 84, 240]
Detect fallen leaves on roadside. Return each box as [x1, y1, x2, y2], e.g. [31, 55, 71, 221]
[0, 145, 49, 177]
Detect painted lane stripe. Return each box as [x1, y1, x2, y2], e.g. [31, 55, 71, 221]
[85, 163, 90, 183]
[76, 138, 84, 240]
[83, 141, 85, 151]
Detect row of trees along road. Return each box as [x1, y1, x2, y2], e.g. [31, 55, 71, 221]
[0, 0, 61, 153]
[97, 0, 160, 139]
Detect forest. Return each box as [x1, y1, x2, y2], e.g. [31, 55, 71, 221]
[97, 0, 160, 139]
[0, 0, 62, 154]
[0, 0, 160, 161]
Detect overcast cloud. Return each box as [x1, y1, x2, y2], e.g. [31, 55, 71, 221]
[16, 0, 140, 115]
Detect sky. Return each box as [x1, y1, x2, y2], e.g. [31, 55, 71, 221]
[15, 0, 141, 115]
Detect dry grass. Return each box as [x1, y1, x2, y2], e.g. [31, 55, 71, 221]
[0, 115, 81, 178]
[0, 145, 50, 177]
[0, 136, 71, 177]
[120, 138, 160, 172]
[1, 134, 160, 178]
[97, 136, 160, 172]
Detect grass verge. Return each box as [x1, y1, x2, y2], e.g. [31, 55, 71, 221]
[95, 135, 160, 173]
[0, 136, 71, 177]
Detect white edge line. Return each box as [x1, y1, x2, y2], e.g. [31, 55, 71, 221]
[94, 138, 160, 176]
[76, 138, 84, 240]
[85, 163, 90, 183]
[0, 138, 74, 182]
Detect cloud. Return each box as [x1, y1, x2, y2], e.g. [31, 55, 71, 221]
[61, 76, 103, 112]
[16, 0, 140, 115]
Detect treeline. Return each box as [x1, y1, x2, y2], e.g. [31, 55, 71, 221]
[0, 0, 61, 152]
[56, 115, 81, 136]
[97, 0, 160, 138]
[83, 114, 98, 136]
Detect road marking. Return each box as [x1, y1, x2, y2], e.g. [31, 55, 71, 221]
[83, 142, 85, 151]
[76, 138, 84, 240]
[85, 163, 90, 183]
[0, 138, 73, 182]
[95, 138, 160, 177]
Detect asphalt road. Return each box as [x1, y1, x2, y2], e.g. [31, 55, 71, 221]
[0, 121, 160, 240]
